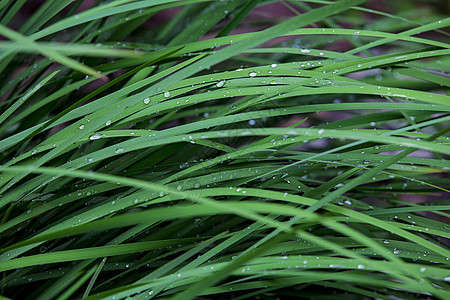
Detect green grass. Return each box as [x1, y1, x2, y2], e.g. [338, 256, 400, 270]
[0, 0, 449, 299]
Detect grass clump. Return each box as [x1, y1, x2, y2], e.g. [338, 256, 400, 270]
[0, 0, 449, 299]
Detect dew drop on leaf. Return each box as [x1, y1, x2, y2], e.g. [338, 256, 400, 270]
[115, 148, 124, 154]
[90, 134, 104, 140]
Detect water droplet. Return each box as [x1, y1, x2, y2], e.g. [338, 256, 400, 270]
[105, 120, 112, 126]
[216, 80, 225, 87]
[393, 248, 401, 255]
[79, 124, 85, 129]
[300, 49, 311, 54]
[271, 63, 277, 68]
[248, 72, 257, 77]
[357, 264, 365, 269]
[85, 157, 93, 163]
[248, 119, 256, 126]
[89, 134, 104, 140]
[318, 129, 325, 135]
[164, 91, 171, 98]
[143, 97, 150, 104]
[115, 148, 124, 154]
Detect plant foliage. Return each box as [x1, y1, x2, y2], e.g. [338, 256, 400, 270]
[0, 0, 449, 299]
